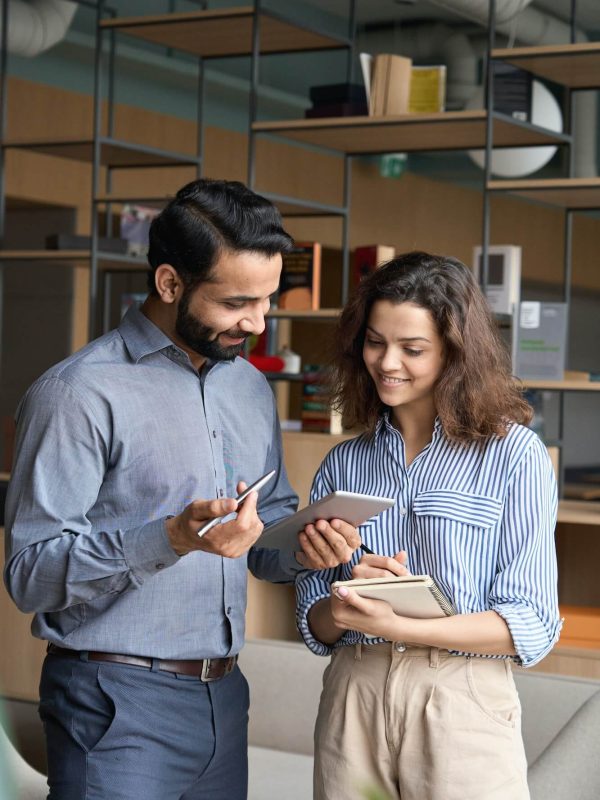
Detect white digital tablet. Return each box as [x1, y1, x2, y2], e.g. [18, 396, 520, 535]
[258, 491, 395, 552]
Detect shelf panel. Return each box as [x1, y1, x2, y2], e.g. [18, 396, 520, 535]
[268, 308, 340, 320]
[253, 111, 567, 155]
[558, 500, 600, 525]
[3, 137, 199, 168]
[488, 178, 600, 209]
[0, 250, 148, 270]
[492, 42, 600, 89]
[101, 6, 347, 58]
[523, 379, 600, 391]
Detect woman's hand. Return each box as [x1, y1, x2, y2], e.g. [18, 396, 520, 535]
[351, 550, 410, 580]
[330, 586, 398, 639]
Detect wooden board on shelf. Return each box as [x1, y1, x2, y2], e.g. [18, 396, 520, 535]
[524, 379, 600, 392]
[0, 250, 148, 271]
[253, 110, 566, 155]
[558, 605, 600, 650]
[558, 500, 600, 525]
[488, 178, 600, 210]
[491, 42, 600, 89]
[3, 138, 197, 168]
[101, 6, 346, 58]
[532, 644, 600, 679]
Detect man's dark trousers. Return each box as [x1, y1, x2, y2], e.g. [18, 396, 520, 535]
[39, 651, 249, 799]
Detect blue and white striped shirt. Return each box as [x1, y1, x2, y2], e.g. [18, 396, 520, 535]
[296, 414, 562, 667]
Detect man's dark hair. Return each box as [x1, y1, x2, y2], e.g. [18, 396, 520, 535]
[146, 178, 294, 292]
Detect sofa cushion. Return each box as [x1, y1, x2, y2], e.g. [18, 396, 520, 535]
[527, 690, 600, 800]
[248, 746, 313, 800]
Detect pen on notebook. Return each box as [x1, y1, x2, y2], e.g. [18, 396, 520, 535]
[360, 543, 375, 555]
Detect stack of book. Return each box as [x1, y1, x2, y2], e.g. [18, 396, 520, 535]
[278, 242, 321, 311]
[369, 54, 412, 116]
[301, 367, 342, 434]
[305, 82, 368, 118]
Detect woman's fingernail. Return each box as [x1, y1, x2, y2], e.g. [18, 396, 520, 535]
[336, 587, 349, 598]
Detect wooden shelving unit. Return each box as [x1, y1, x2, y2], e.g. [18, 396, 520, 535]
[100, 6, 349, 58]
[0, 250, 148, 271]
[488, 178, 600, 209]
[3, 136, 198, 168]
[491, 42, 600, 89]
[253, 110, 568, 155]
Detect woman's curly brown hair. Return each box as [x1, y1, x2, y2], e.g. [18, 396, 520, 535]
[330, 251, 532, 443]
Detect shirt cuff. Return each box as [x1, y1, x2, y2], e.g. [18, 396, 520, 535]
[492, 601, 563, 667]
[122, 517, 180, 581]
[296, 592, 335, 657]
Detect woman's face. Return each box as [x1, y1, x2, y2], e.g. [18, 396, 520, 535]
[362, 300, 445, 417]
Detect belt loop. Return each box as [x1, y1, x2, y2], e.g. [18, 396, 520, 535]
[354, 643, 362, 661]
[150, 658, 160, 673]
[80, 651, 89, 663]
[429, 647, 439, 669]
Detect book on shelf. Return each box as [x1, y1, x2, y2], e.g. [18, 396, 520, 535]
[409, 65, 446, 113]
[369, 54, 413, 116]
[472, 244, 521, 316]
[305, 100, 368, 118]
[120, 204, 160, 256]
[309, 82, 367, 105]
[353, 244, 396, 288]
[278, 242, 321, 311]
[300, 367, 341, 434]
[514, 302, 567, 381]
[306, 82, 368, 117]
[46, 233, 128, 254]
[493, 62, 532, 122]
[563, 369, 600, 382]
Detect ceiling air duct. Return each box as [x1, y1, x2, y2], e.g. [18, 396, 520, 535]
[428, 0, 597, 177]
[0, 0, 77, 57]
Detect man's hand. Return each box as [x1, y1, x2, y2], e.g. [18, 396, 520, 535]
[165, 482, 263, 558]
[352, 550, 409, 580]
[295, 518, 361, 570]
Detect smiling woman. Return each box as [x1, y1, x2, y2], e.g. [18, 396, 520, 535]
[296, 251, 561, 800]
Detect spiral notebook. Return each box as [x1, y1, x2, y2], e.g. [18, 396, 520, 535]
[331, 575, 456, 619]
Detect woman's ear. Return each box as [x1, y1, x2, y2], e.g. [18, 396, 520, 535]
[154, 264, 181, 304]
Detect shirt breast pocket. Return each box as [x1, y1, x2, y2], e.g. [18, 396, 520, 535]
[412, 490, 504, 553]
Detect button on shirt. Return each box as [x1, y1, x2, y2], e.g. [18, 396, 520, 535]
[4, 306, 300, 659]
[296, 414, 562, 667]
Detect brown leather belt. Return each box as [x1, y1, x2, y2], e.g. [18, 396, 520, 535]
[47, 644, 237, 682]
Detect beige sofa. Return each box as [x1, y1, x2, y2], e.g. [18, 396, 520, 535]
[3, 638, 600, 799]
[239, 638, 600, 800]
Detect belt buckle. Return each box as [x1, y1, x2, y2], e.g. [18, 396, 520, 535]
[201, 658, 217, 682]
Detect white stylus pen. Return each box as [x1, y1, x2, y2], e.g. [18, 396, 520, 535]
[196, 469, 276, 538]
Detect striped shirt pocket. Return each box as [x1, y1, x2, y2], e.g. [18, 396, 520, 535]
[413, 490, 503, 529]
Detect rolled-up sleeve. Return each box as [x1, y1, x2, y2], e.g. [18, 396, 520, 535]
[489, 438, 562, 667]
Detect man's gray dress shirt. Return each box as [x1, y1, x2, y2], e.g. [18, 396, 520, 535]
[4, 306, 300, 659]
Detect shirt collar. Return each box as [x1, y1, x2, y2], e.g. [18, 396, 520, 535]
[118, 303, 235, 370]
[119, 304, 181, 363]
[375, 411, 444, 442]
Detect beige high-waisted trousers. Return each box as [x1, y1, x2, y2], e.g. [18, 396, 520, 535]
[314, 643, 530, 800]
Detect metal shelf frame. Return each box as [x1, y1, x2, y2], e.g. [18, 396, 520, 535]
[482, 0, 600, 497]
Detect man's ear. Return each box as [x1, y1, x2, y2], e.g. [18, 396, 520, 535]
[154, 264, 181, 304]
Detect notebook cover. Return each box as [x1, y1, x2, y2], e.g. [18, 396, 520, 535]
[331, 575, 456, 619]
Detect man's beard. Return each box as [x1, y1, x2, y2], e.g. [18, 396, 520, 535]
[175, 289, 249, 362]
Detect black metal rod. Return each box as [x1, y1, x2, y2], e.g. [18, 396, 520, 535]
[341, 154, 351, 305]
[247, 0, 262, 188]
[345, 0, 357, 85]
[89, 0, 106, 341]
[480, 0, 497, 292]
[196, 56, 204, 178]
[570, 0, 577, 44]
[0, 0, 10, 246]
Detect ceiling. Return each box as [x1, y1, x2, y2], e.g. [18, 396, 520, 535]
[306, 0, 600, 33]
